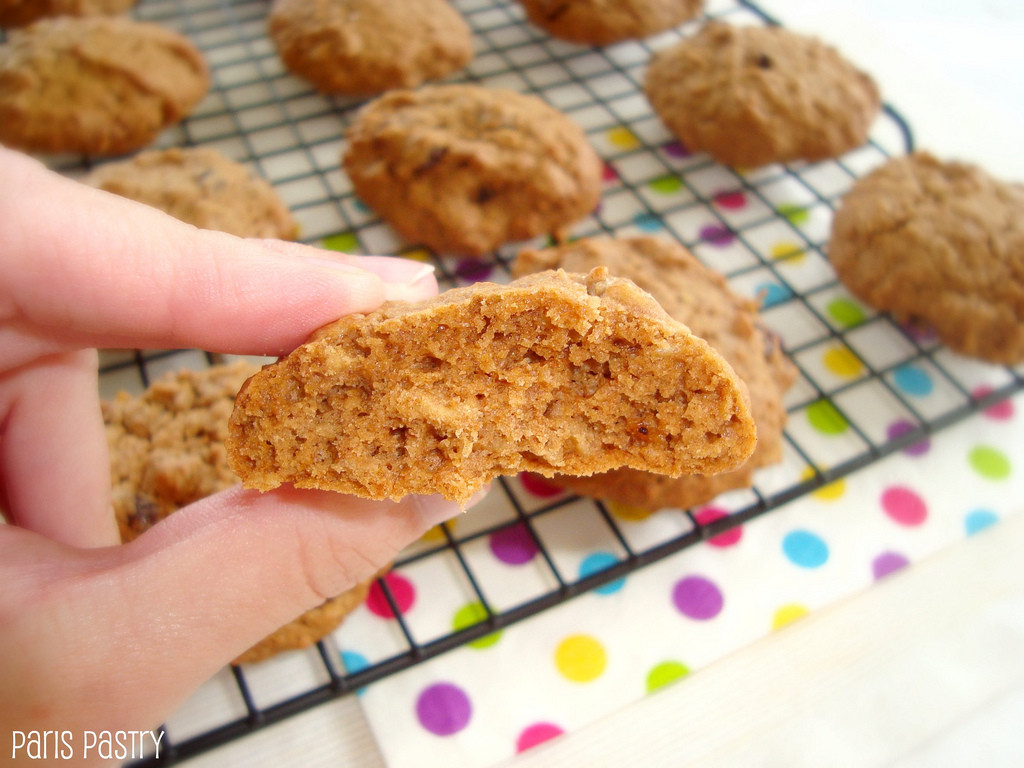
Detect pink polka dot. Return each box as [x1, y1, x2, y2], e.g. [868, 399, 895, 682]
[881, 486, 928, 526]
[516, 722, 564, 753]
[489, 522, 539, 565]
[602, 162, 618, 183]
[974, 386, 1015, 420]
[714, 190, 747, 209]
[694, 507, 742, 547]
[366, 571, 416, 618]
[519, 472, 563, 498]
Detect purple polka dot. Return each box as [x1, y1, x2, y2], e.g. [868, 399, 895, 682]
[489, 522, 539, 565]
[672, 575, 723, 620]
[455, 259, 493, 283]
[699, 223, 734, 247]
[663, 140, 691, 158]
[886, 419, 930, 456]
[872, 551, 909, 581]
[416, 682, 472, 736]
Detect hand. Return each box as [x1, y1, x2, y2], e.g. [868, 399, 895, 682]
[0, 146, 468, 764]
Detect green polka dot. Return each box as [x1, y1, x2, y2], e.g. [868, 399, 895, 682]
[648, 175, 684, 194]
[322, 232, 360, 252]
[968, 445, 1011, 480]
[826, 297, 866, 328]
[807, 399, 848, 435]
[453, 602, 502, 649]
[646, 660, 690, 693]
[778, 203, 810, 225]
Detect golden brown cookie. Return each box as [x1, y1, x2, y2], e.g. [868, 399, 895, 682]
[0, 0, 137, 28]
[105, 361, 372, 663]
[82, 147, 299, 239]
[0, 16, 209, 156]
[268, 0, 473, 96]
[227, 268, 757, 505]
[644, 22, 880, 168]
[514, 236, 796, 511]
[829, 152, 1024, 364]
[342, 84, 603, 256]
[519, 0, 702, 45]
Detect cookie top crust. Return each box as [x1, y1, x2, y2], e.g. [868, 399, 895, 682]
[82, 147, 299, 240]
[0, 0, 137, 28]
[514, 236, 795, 511]
[227, 268, 757, 505]
[342, 84, 603, 256]
[518, 0, 702, 45]
[644, 22, 880, 168]
[829, 152, 1024, 364]
[0, 16, 209, 156]
[268, 0, 473, 95]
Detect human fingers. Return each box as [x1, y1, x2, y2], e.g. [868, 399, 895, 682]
[0, 147, 436, 358]
[0, 349, 119, 549]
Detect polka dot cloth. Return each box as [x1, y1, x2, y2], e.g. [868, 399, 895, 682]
[344, 393, 1024, 768]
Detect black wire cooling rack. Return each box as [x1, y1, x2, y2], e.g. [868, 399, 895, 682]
[28, 0, 1018, 763]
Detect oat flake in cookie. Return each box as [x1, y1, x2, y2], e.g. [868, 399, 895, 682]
[0, 16, 209, 156]
[829, 152, 1024, 364]
[342, 84, 603, 257]
[0, 0, 137, 28]
[268, 0, 473, 96]
[227, 268, 757, 505]
[105, 361, 374, 665]
[518, 0, 703, 45]
[514, 236, 796, 511]
[644, 22, 880, 168]
[82, 147, 299, 240]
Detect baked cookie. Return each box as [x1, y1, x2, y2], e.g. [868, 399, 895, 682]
[105, 361, 372, 664]
[644, 22, 880, 168]
[227, 268, 757, 505]
[829, 152, 1024, 364]
[82, 147, 299, 239]
[343, 84, 603, 256]
[268, 0, 472, 96]
[514, 236, 796, 511]
[0, 0, 137, 28]
[0, 16, 209, 156]
[519, 0, 702, 45]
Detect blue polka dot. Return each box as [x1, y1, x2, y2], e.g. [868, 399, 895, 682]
[757, 281, 792, 308]
[782, 530, 829, 568]
[893, 364, 933, 397]
[965, 509, 998, 536]
[340, 650, 370, 695]
[579, 551, 625, 594]
[633, 212, 663, 232]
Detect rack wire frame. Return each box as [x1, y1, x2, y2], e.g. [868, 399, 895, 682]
[23, 0, 1014, 762]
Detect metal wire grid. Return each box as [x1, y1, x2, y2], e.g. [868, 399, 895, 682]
[42, 0, 1014, 763]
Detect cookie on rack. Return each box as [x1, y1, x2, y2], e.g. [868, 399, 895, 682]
[644, 22, 880, 168]
[0, 0, 137, 28]
[342, 84, 603, 256]
[829, 151, 1024, 364]
[513, 236, 796, 511]
[226, 268, 757, 505]
[518, 0, 702, 45]
[0, 16, 209, 156]
[268, 0, 473, 96]
[105, 361, 374, 664]
[82, 147, 299, 240]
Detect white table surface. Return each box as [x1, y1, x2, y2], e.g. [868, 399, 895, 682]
[185, 1, 1024, 765]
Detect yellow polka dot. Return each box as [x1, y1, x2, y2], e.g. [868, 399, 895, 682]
[400, 248, 432, 263]
[800, 466, 846, 501]
[770, 241, 805, 263]
[607, 126, 640, 150]
[555, 634, 607, 682]
[822, 346, 863, 378]
[772, 603, 809, 630]
[607, 500, 656, 521]
[420, 519, 456, 543]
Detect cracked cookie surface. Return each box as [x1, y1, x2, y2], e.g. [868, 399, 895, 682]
[0, 0, 137, 28]
[829, 152, 1024, 363]
[518, 0, 702, 45]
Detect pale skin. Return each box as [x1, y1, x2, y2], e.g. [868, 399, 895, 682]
[0, 146, 475, 764]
